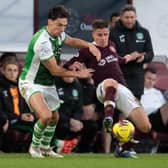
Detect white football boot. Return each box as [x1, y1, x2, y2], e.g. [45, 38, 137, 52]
[29, 145, 44, 158]
[40, 147, 64, 158]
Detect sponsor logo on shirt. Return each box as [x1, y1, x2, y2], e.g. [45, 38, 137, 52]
[98, 55, 117, 66]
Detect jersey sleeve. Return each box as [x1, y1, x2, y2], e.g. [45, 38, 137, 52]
[35, 40, 54, 61]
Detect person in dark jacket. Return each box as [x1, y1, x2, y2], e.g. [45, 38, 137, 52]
[54, 76, 84, 140]
[53, 76, 98, 153]
[110, 4, 154, 99]
[0, 58, 36, 152]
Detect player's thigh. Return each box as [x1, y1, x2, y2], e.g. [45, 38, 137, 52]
[19, 80, 51, 118]
[116, 84, 141, 117]
[29, 92, 52, 120]
[128, 107, 151, 133]
[19, 81, 60, 119]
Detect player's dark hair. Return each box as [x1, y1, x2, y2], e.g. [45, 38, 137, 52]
[120, 4, 136, 14]
[92, 19, 109, 31]
[144, 67, 157, 75]
[48, 5, 70, 20]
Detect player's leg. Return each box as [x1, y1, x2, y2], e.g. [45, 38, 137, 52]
[114, 84, 151, 158]
[39, 86, 63, 157]
[116, 83, 151, 133]
[96, 79, 118, 153]
[40, 112, 58, 149]
[29, 92, 52, 158]
[40, 112, 63, 158]
[128, 107, 151, 133]
[96, 79, 118, 133]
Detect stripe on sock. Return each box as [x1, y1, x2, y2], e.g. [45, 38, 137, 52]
[32, 120, 45, 146]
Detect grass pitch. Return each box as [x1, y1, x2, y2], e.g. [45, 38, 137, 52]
[0, 153, 168, 168]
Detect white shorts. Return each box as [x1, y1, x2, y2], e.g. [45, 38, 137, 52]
[19, 80, 62, 112]
[96, 81, 141, 117]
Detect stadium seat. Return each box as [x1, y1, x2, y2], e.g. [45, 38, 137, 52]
[18, 58, 25, 72]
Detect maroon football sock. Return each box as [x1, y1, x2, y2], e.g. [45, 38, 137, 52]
[105, 105, 114, 117]
[104, 87, 116, 100]
[104, 87, 116, 117]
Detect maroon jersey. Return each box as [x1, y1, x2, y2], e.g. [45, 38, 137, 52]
[66, 43, 126, 87]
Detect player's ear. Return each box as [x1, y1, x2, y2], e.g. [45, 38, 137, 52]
[48, 19, 53, 26]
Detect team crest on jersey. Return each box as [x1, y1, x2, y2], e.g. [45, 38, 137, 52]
[72, 89, 79, 99]
[136, 32, 144, 40]
[136, 32, 145, 43]
[40, 47, 51, 57]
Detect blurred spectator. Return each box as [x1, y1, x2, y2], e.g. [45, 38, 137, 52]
[0, 52, 18, 75]
[109, 12, 120, 28]
[53, 75, 98, 153]
[141, 67, 168, 133]
[0, 111, 8, 151]
[53, 76, 83, 152]
[110, 4, 154, 99]
[0, 57, 36, 152]
[77, 78, 98, 153]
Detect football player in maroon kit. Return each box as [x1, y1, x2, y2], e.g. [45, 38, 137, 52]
[65, 19, 151, 157]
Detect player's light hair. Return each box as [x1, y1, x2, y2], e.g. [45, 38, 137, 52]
[120, 4, 136, 15]
[92, 19, 109, 31]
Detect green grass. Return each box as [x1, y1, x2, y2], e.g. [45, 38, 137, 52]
[0, 153, 168, 168]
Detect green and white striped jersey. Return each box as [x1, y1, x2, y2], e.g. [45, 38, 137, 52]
[20, 26, 66, 85]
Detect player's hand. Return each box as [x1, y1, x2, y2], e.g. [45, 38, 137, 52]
[88, 43, 101, 61]
[69, 61, 84, 71]
[77, 68, 95, 79]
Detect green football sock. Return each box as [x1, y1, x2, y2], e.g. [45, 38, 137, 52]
[31, 120, 46, 147]
[41, 123, 57, 148]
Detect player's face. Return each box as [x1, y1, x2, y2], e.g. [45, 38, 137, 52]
[3, 64, 19, 82]
[48, 18, 68, 37]
[120, 11, 136, 29]
[144, 72, 157, 89]
[92, 28, 109, 47]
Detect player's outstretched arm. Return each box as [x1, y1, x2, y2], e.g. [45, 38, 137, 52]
[42, 57, 94, 79]
[64, 35, 101, 61]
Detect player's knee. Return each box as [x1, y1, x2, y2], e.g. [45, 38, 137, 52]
[51, 112, 59, 123]
[139, 122, 151, 133]
[41, 113, 52, 125]
[104, 79, 118, 89]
